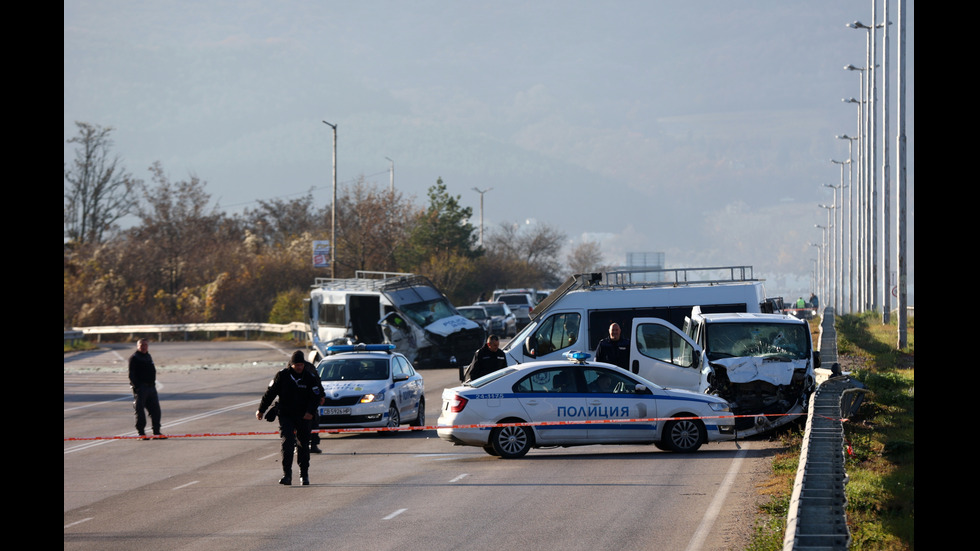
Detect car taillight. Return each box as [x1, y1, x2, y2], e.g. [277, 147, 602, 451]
[449, 394, 468, 413]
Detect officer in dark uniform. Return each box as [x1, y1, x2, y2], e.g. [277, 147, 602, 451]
[256, 350, 323, 486]
[463, 334, 507, 382]
[595, 323, 631, 370]
[128, 338, 164, 439]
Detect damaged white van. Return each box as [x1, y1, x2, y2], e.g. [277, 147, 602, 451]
[305, 272, 485, 369]
[502, 265, 776, 366]
[628, 308, 818, 437]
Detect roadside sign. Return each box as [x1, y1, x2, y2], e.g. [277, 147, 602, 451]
[313, 240, 331, 268]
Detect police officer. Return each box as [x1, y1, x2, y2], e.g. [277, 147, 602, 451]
[129, 338, 164, 439]
[595, 323, 631, 370]
[463, 334, 507, 382]
[256, 350, 323, 486]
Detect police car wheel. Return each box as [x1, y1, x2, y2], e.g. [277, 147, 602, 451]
[384, 403, 400, 432]
[664, 418, 705, 453]
[490, 424, 533, 459]
[409, 398, 425, 427]
[483, 445, 500, 456]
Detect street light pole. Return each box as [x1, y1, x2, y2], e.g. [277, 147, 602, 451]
[471, 187, 492, 248]
[837, 135, 858, 313]
[896, 0, 908, 348]
[323, 120, 337, 279]
[385, 157, 394, 193]
[881, 0, 892, 324]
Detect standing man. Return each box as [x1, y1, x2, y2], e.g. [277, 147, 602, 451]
[256, 351, 323, 486]
[298, 353, 325, 454]
[595, 323, 631, 370]
[463, 334, 507, 382]
[129, 338, 164, 439]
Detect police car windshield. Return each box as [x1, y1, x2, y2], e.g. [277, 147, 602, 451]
[318, 358, 390, 381]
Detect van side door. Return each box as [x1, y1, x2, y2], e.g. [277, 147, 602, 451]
[629, 317, 703, 391]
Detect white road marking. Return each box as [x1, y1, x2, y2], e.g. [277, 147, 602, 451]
[64, 518, 93, 529]
[684, 442, 750, 551]
[64, 400, 258, 455]
[172, 480, 200, 490]
[449, 473, 469, 483]
[64, 395, 130, 412]
[383, 509, 407, 520]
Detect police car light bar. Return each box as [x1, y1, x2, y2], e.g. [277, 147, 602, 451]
[563, 350, 591, 363]
[326, 343, 396, 354]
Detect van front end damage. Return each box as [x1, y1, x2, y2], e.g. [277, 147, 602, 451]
[706, 356, 815, 437]
[419, 322, 486, 370]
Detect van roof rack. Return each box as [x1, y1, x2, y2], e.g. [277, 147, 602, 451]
[312, 271, 416, 292]
[531, 265, 759, 320]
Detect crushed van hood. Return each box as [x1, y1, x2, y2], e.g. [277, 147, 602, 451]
[710, 356, 809, 386]
[424, 315, 480, 337]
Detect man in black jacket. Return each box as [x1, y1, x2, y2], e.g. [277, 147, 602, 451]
[595, 323, 631, 370]
[256, 351, 323, 486]
[128, 338, 164, 439]
[463, 335, 507, 382]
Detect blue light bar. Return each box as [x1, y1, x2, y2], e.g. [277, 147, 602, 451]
[327, 343, 396, 354]
[563, 350, 591, 363]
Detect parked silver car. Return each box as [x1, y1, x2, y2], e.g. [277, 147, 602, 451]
[474, 301, 518, 337]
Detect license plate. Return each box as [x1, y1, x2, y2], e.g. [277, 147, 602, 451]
[320, 407, 351, 416]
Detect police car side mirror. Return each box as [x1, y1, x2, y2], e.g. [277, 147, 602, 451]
[393, 373, 409, 382]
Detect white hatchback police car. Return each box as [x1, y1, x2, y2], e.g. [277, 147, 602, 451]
[437, 352, 735, 458]
[315, 344, 425, 431]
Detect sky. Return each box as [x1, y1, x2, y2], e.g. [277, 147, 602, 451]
[64, 1, 913, 304]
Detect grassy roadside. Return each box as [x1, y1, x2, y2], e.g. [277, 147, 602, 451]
[747, 313, 914, 550]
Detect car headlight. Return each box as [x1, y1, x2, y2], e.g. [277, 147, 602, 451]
[709, 402, 731, 412]
[360, 390, 385, 403]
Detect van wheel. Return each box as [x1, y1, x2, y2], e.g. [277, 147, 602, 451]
[664, 418, 705, 453]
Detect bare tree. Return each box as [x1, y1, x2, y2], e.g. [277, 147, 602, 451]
[242, 192, 320, 247]
[129, 162, 226, 321]
[567, 240, 607, 274]
[64, 122, 139, 245]
[485, 221, 567, 287]
[336, 178, 418, 274]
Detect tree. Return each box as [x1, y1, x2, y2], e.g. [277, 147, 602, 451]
[64, 122, 140, 245]
[336, 178, 418, 275]
[567, 240, 607, 274]
[242, 192, 320, 248]
[485, 221, 567, 287]
[128, 162, 228, 321]
[400, 178, 479, 268]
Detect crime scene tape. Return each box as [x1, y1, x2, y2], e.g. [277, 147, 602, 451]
[63, 411, 810, 441]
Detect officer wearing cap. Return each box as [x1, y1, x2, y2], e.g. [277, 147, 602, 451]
[256, 350, 323, 486]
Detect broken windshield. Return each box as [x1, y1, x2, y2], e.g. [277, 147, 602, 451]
[705, 322, 809, 361]
[399, 298, 457, 327]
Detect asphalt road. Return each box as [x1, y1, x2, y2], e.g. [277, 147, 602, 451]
[65, 341, 781, 551]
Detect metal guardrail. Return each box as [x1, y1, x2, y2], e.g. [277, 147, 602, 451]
[783, 307, 862, 550]
[66, 322, 308, 342]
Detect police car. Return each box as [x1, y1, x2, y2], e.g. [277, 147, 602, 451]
[315, 344, 425, 431]
[437, 352, 735, 458]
